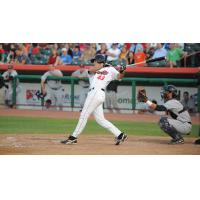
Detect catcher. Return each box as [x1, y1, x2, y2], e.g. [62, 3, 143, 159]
[137, 85, 192, 144]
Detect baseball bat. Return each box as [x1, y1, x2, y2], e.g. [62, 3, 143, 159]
[126, 56, 166, 67]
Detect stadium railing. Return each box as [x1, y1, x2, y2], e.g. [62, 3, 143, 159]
[9, 75, 200, 112]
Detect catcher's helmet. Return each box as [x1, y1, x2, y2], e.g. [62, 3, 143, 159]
[91, 54, 106, 64]
[161, 85, 178, 100]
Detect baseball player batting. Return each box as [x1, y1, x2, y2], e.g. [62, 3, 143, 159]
[138, 85, 192, 144]
[61, 54, 127, 145]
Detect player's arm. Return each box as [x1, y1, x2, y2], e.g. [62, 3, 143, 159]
[137, 90, 167, 111]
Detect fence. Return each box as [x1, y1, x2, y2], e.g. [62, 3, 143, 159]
[8, 75, 199, 112]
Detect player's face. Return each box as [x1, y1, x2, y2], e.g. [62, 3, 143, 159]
[94, 61, 103, 68]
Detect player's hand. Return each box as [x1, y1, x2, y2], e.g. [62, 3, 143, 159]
[137, 89, 148, 103]
[119, 64, 126, 73]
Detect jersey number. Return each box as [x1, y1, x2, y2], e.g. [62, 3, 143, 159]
[97, 75, 105, 80]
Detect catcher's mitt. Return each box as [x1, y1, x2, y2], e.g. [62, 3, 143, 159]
[137, 89, 148, 102]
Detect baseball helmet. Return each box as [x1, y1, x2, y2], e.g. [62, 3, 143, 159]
[91, 54, 106, 64]
[161, 85, 178, 100]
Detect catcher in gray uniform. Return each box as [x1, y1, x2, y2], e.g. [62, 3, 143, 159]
[138, 85, 192, 144]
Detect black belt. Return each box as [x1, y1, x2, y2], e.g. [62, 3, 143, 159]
[188, 122, 192, 125]
[89, 87, 105, 92]
[51, 87, 61, 90]
[83, 86, 89, 88]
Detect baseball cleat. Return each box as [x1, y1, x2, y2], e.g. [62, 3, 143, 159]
[194, 138, 200, 145]
[61, 135, 77, 144]
[115, 133, 127, 145]
[168, 138, 184, 145]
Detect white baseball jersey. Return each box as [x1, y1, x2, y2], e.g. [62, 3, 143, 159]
[71, 69, 89, 87]
[41, 69, 63, 89]
[88, 66, 119, 90]
[71, 66, 122, 139]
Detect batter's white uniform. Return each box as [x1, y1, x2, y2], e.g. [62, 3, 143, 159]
[71, 66, 122, 138]
[2, 70, 21, 106]
[41, 69, 64, 108]
[71, 69, 89, 108]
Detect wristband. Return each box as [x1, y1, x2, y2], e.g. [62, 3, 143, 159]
[146, 100, 153, 106]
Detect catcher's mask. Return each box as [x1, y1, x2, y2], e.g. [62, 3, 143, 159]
[161, 85, 178, 101]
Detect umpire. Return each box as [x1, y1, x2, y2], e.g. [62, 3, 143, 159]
[138, 85, 192, 144]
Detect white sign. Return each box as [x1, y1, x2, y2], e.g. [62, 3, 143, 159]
[16, 83, 198, 110]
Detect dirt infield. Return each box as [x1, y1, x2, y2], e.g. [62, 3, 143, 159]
[0, 134, 199, 155]
[0, 108, 199, 155]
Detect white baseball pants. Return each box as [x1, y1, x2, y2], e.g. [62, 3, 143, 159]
[71, 88, 122, 138]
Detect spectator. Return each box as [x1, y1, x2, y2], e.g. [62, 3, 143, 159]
[80, 43, 96, 64]
[119, 45, 128, 65]
[184, 43, 200, 67]
[6, 44, 17, 64]
[127, 51, 134, 65]
[166, 43, 187, 68]
[129, 43, 144, 53]
[106, 43, 121, 65]
[48, 49, 61, 66]
[0, 44, 5, 63]
[64, 43, 73, 58]
[148, 43, 167, 67]
[72, 45, 82, 64]
[133, 48, 147, 67]
[96, 43, 107, 56]
[15, 47, 30, 64]
[31, 43, 40, 55]
[181, 91, 196, 113]
[71, 64, 89, 109]
[105, 80, 119, 113]
[60, 48, 73, 64]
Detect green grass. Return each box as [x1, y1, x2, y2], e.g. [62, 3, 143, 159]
[0, 116, 199, 137]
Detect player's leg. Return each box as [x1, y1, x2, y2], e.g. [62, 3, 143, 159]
[16, 85, 22, 107]
[55, 88, 64, 111]
[4, 88, 10, 106]
[79, 89, 86, 108]
[167, 118, 192, 135]
[159, 117, 184, 144]
[61, 90, 103, 144]
[110, 91, 119, 112]
[105, 92, 112, 112]
[93, 104, 127, 145]
[49, 89, 56, 110]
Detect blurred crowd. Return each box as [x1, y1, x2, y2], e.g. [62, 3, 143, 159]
[0, 43, 200, 68]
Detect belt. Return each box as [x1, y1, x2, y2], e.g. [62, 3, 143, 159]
[83, 86, 89, 88]
[89, 87, 105, 92]
[188, 122, 192, 125]
[51, 87, 62, 90]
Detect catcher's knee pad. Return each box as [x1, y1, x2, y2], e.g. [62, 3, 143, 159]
[159, 117, 181, 139]
[159, 117, 176, 134]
